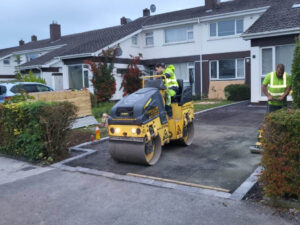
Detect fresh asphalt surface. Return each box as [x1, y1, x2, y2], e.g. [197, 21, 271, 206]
[68, 101, 265, 192]
[1, 102, 299, 225]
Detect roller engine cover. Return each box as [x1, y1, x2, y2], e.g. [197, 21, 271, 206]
[109, 88, 167, 125]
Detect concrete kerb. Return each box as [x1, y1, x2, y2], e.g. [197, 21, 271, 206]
[53, 100, 258, 200]
[51, 137, 109, 169]
[194, 100, 249, 115]
[231, 166, 263, 200]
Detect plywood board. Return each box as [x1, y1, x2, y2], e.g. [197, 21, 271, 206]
[30, 90, 92, 118]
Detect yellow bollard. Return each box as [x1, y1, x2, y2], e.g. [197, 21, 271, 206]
[95, 126, 101, 140]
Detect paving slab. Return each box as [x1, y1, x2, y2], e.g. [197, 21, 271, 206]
[67, 102, 266, 192]
[0, 156, 53, 186]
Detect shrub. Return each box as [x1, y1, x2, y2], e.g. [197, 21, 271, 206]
[261, 109, 300, 200]
[291, 35, 300, 109]
[0, 101, 77, 162]
[121, 54, 142, 96]
[90, 93, 98, 108]
[5, 92, 34, 104]
[17, 70, 46, 84]
[92, 101, 114, 119]
[224, 84, 250, 101]
[85, 48, 117, 102]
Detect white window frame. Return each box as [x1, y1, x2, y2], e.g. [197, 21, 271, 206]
[145, 32, 154, 46]
[131, 35, 138, 45]
[260, 45, 295, 97]
[68, 64, 93, 90]
[260, 47, 273, 97]
[209, 18, 244, 38]
[3, 57, 10, 65]
[164, 25, 194, 44]
[209, 58, 245, 80]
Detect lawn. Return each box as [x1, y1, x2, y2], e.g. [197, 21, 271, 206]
[193, 100, 233, 112]
[92, 100, 233, 120]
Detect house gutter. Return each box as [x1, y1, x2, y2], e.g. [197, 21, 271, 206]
[56, 53, 93, 60]
[242, 28, 300, 40]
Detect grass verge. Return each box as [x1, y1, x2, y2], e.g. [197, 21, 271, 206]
[193, 100, 233, 112]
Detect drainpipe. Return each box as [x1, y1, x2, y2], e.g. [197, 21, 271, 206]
[200, 54, 203, 97]
[197, 18, 203, 98]
[35, 66, 43, 77]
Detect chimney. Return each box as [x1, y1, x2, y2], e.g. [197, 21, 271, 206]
[120, 17, 127, 25]
[143, 8, 150, 17]
[31, 35, 37, 42]
[19, 40, 25, 46]
[205, 0, 218, 10]
[50, 22, 61, 41]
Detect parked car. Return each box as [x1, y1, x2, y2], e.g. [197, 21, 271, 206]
[0, 82, 54, 103]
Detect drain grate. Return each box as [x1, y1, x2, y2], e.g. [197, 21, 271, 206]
[21, 166, 36, 171]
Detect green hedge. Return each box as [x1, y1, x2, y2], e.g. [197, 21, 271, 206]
[291, 34, 300, 109]
[261, 109, 300, 200]
[224, 84, 250, 101]
[0, 101, 77, 162]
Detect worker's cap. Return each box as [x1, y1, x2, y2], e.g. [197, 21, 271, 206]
[155, 63, 166, 68]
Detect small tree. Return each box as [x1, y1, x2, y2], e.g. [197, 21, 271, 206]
[19, 70, 46, 84]
[14, 54, 22, 80]
[120, 54, 142, 96]
[292, 34, 300, 109]
[85, 48, 116, 102]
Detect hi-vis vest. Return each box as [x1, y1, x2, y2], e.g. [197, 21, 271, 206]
[163, 65, 179, 88]
[268, 72, 287, 97]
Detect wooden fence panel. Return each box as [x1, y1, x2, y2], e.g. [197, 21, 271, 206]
[30, 90, 92, 118]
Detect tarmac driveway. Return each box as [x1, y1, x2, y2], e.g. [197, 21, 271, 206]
[68, 101, 266, 192]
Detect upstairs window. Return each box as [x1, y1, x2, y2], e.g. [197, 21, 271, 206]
[210, 19, 244, 37]
[131, 35, 138, 45]
[145, 32, 154, 46]
[3, 57, 10, 65]
[165, 25, 193, 43]
[26, 53, 40, 62]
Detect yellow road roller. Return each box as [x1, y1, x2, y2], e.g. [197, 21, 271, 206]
[107, 74, 194, 165]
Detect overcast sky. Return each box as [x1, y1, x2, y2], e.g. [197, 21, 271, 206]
[0, 0, 205, 49]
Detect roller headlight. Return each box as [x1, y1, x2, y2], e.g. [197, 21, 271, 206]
[131, 128, 136, 134]
[110, 128, 115, 134]
[136, 128, 141, 135]
[115, 128, 121, 134]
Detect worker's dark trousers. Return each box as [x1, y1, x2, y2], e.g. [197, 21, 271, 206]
[267, 104, 285, 113]
[166, 87, 179, 118]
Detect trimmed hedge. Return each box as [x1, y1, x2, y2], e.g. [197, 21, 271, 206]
[261, 109, 300, 200]
[224, 84, 250, 101]
[0, 101, 77, 162]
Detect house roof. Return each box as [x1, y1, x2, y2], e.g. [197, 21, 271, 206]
[142, 0, 272, 26]
[21, 17, 148, 67]
[244, 0, 300, 36]
[1, 0, 295, 68]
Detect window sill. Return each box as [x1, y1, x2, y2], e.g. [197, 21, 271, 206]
[210, 78, 245, 81]
[208, 35, 241, 41]
[131, 45, 140, 48]
[163, 40, 195, 46]
[143, 45, 154, 48]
